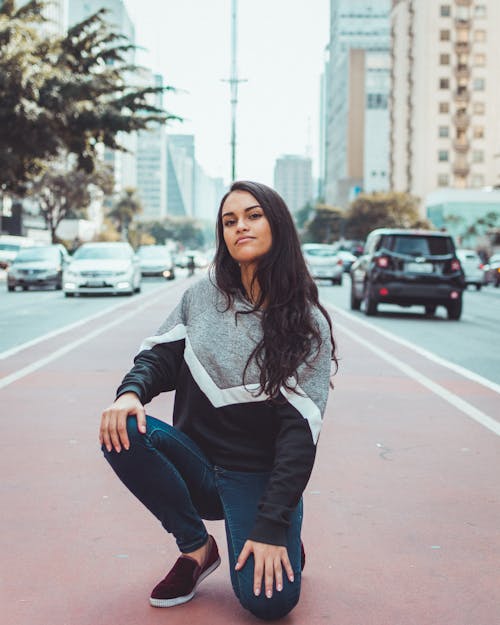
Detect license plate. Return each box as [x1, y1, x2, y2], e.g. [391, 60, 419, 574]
[406, 262, 433, 273]
[86, 281, 105, 287]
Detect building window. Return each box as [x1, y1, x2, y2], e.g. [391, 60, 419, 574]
[473, 78, 485, 91]
[473, 101, 485, 114]
[439, 126, 449, 138]
[367, 93, 388, 109]
[439, 78, 450, 89]
[438, 174, 449, 187]
[474, 30, 486, 42]
[474, 5, 487, 18]
[440, 29, 451, 41]
[474, 53, 486, 66]
[440, 53, 450, 65]
[439, 102, 450, 113]
[472, 174, 484, 187]
[438, 150, 449, 162]
[473, 126, 485, 139]
[472, 150, 484, 163]
[440, 5, 451, 17]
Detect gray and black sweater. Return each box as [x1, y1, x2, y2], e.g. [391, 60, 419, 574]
[116, 276, 332, 545]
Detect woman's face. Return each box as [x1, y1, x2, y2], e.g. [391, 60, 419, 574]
[221, 190, 273, 267]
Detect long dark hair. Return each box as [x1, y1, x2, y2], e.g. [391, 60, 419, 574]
[213, 180, 337, 399]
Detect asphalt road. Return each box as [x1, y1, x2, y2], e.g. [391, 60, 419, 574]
[1, 273, 499, 625]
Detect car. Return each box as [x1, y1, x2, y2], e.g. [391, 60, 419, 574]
[483, 253, 500, 287]
[456, 249, 486, 290]
[63, 242, 141, 297]
[7, 244, 70, 291]
[0, 235, 37, 270]
[302, 244, 344, 285]
[136, 245, 175, 279]
[335, 250, 357, 273]
[350, 228, 465, 320]
[177, 250, 209, 269]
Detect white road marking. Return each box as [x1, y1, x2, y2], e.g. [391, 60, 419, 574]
[0, 288, 170, 390]
[0, 282, 173, 360]
[334, 319, 500, 437]
[327, 303, 500, 395]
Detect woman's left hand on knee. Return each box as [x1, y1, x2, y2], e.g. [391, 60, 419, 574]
[235, 540, 294, 599]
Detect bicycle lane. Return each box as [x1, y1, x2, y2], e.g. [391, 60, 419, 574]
[0, 287, 498, 625]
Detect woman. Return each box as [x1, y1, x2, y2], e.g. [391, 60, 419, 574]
[100, 180, 337, 620]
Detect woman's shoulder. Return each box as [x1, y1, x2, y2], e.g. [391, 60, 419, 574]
[310, 304, 332, 339]
[182, 274, 225, 311]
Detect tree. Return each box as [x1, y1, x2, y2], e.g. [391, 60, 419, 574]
[135, 216, 206, 249]
[107, 187, 143, 235]
[302, 204, 344, 243]
[345, 191, 428, 240]
[0, 1, 179, 195]
[28, 159, 114, 242]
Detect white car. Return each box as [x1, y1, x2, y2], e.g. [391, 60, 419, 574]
[137, 245, 176, 279]
[302, 244, 344, 285]
[63, 242, 141, 297]
[456, 249, 485, 290]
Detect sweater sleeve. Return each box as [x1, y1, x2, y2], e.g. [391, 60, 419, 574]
[115, 290, 189, 404]
[249, 314, 333, 546]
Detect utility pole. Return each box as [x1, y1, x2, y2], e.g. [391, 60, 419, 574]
[224, 0, 246, 182]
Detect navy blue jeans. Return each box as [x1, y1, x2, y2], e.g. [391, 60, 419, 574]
[102, 415, 303, 620]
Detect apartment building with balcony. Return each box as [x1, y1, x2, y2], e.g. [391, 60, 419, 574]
[390, 0, 500, 200]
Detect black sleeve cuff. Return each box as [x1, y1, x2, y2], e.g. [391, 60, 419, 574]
[249, 517, 288, 546]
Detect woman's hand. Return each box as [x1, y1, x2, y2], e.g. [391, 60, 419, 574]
[99, 392, 146, 453]
[235, 540, 294, 598]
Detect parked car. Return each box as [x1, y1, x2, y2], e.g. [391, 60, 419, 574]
[456, 249, 485, 290]
[302, 244, 344, 285]
[335, 250, 357, 273]
[176, 250, 209, 269]
[350, 229, 465, 320]
[63, 242, 141, 297]
[7, 244, 70, 291]
[483, 253, 500, 287]
[136, 245, 175, 279]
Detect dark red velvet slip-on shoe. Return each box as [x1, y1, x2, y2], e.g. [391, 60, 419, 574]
[150, 535, 221, 608]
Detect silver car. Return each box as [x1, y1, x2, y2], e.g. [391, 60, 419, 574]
[63, 242, 141, 297]
[456, 249, 485, 290]
[302, 244, 344, 285]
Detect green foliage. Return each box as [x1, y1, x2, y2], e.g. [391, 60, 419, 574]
[28, 158, 114, 242]
[0, 1, 179, 195]
[138, 217, 205, 249]
[344, 192, 428, 240]
[107, 187, 143, 233]
[294, 202, 314, 230]
[302, 204, 344, 243]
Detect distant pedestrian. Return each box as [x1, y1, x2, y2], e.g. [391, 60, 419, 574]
[186, 253, 196, 276]
[99, 180, 337, 620]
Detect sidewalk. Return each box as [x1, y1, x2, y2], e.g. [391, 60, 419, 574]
[1, 281, 499, 625]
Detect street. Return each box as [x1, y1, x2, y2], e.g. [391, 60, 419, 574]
[1, 274, 499, 625]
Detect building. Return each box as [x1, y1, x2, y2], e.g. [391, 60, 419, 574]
[274, 155, 313, 214]
[166, 135, 195, 218]
[323, 0, 391, 207]
[390, 0, 500, 201]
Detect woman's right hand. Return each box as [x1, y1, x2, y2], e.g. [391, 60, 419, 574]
[99, 392, 146, 453]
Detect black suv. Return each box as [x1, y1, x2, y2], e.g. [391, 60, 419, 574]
[350, 229, 465, 320]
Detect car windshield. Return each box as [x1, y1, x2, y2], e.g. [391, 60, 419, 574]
[14, 247, 59, 262]
[388, 235, 453, 256]
[73, 246, 131, 260]
[138, 247, 170, 259]
[303, 247, 336, 257]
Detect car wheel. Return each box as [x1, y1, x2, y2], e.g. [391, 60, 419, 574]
[475, 284, 481, 291]
[332, 275, 342, 286]
[425, 305, 437, 316]
[363, 282, 377, 316]
[446, 298, 462, 321]
[350, 283, 362, 311]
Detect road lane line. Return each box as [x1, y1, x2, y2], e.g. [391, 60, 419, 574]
[334, 320, 500, 437]
[0, 288, 171, 390]
[327, 303, 500, 395]
[0, 281, 178, 360]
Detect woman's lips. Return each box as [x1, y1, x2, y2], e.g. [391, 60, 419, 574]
[236, 237, 255, 245]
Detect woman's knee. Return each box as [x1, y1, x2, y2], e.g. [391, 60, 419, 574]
[238, 585, 301, 621]
[101, 415, 151, 459]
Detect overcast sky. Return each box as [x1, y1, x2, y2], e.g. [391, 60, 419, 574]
[124, 0, 330, 187]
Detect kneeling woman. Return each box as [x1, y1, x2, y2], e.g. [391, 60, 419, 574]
[99, 180, 337, 620]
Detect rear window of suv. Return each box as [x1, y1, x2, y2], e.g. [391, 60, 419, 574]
[383, 235, 453, 257]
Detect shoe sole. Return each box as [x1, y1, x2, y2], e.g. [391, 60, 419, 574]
[149, 556, 221, 608]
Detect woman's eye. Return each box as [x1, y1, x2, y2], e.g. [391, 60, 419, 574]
[224, 220, 235, 227]
[249, 213, 261, 219]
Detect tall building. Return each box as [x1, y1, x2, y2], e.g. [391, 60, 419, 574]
[390, 0, 500, 199]
[323, 0, 391, 207]
[274, 155, 313, 213]
[68, 0, 137, 195]
[166, 135, 195, 217]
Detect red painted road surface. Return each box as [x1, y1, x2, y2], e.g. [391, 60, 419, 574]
[1, 279, 499, 625]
